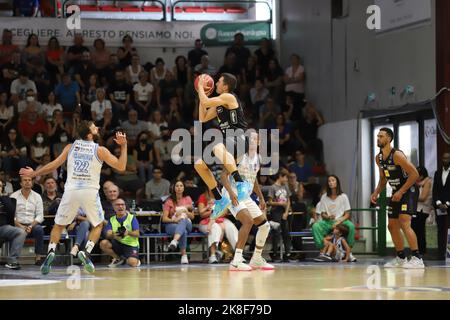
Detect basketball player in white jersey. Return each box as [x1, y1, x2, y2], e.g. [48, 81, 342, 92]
[20, 121, 128, 274]
[219, 131, 274, 271]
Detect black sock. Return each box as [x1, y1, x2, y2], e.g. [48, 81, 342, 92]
[411, 250, 421, 259]
[231, 171, 243, 183]
[211, 187, 222, 201]
[397, 250, 406, 259]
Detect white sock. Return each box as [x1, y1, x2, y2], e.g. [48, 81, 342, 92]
[48, 242, 57, 253]
[252, 248, 263, 259]
[233, 248, 243, 262]
[85, 240, 95, 254]
[171, 239, 179, 245]
[70, 244, 79, 257]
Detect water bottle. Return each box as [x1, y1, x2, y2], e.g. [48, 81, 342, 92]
[131, 200, 136, 212]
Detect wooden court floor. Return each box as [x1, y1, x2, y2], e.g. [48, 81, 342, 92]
[0, 259, 449, 300]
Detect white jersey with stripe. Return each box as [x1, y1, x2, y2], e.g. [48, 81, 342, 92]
[224, 153, 260, 196]
[65, 140, 103, 191]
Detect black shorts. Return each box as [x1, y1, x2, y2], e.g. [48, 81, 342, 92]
[202, 129, 248, 161]
[387, 187, 419, 219]
[111, 239, 139, 259]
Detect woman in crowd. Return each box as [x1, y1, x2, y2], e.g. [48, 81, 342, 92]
[0, 91, 14, 136]
[133, 131, 153, 183]
[147, 109, 167, 141]
[45, 36, 65, 84]
[172, 55, 191, 88]
[22, 33, 45, 77]
[30, 132, 50, 169]
[162, 180, 195, 264]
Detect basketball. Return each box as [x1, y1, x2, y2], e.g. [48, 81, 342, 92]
[194, 74, 215, 96]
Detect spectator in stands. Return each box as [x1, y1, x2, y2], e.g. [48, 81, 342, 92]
[100, 198, 141, 268]
[289, 149, 313, 183]
[312, 175, 356, 262]
[254, 38, 276, 70]
[133, 131, 153, 183]
[0, 91, 14, 136]
[1, 128, 28, 175]
[0, 194, 26, 269]
[18, 103, 47, 144]
[108, 69, 132, 119]
[80, 73, 100, 118]
[287, 171, 303, 199]
[146, 110, 167, 141]
[111, 146, 145, 199]
[284, 54, 306, 107]
[68, 111, 82, 140]
[18, 88, 42, 114]
[10, 176, 45, 265]
[217, 52, 240, 78]
[97, 108, 119, 140]
[42, 91, 62, 122]
[194, 55, 216, 76]
[126, 54, 143, 85]
[259, 96, 280, 128]
[47, 109, 70, 145]
[54, 73, 81, 113]
[45, 37, 65, 85]
[101, 183, 119, 223]
[10, 70, 36, 106]
[264, 58, 284, 101]
[102, 54, 120, 86]
[154, 126, 177, 180]
[294, 102, 325, 163]
[250, 77, 269, 112]
[35, 154, 58, 184]
[432, 152, 450, 260]
[90, 88, 111, 122]
[1, 51, 22, 93]
[121, 109, 148, 147]
[273, 113, 293, 156]
[197, 189, 238, 264]
[241, 55, 260, 92]
[74, 51, 96, 91]
[118, 35, 137, 69]
[0, 29, 19, 66]
[14, 0, 39, 16]
[30, 132, 50, 169]
[65, 34, 89, 72]
[0, 171, 13, 196]
[226, 32, 251, 71]
[41, 176, 61, 217]
[150, 57, 169, 87]
[163, 180, 194, 264]
[133, 71, 153, 120]
[21, 34, 45, 78]
[68, 208, 91, 258]
[165, 96, 183, 130]
[157, 71, 180, 109]
[413, 166, 433, 255]
[91, 39, 111, 81]
[145, 167, 170, 200]
[173, 55, 191, 88]
[188, 39, 208, 68]
[267, 172, 292, 262]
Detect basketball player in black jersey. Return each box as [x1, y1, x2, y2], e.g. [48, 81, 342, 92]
[194, 73, 252, 218]
[371, 128, 425, 268]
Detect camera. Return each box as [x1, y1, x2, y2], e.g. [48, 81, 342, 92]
[117, 226, 127, 237]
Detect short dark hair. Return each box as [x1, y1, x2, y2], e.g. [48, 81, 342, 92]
[272, 172, 287, 181]
[380, 127, 394, 142]
[221, 73, 237, 92]
[336, 224, 349, 238]
[77, 120, 93, 140]
[416, 166, 429, 178]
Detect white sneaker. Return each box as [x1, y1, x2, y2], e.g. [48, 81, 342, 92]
[229, 260, 253, 271]
[384, 257, 407, 268]
[249, 256, 275, 270]
[136, 260, 141, 267]
[215, 250, 224, 261]
[70, 245, 79, 257]
[208, 255, 218, 264]
[181, 255, 189, 264]
[403, 256, 425, 269]
[349, 253, 357, 262]
[108, 258, 125, 268]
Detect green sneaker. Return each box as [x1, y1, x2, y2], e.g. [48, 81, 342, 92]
[77, 251, 95, 273]
[40, 250, 55, 275]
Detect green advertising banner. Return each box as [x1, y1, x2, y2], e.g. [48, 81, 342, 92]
[200, 22, 271, 46]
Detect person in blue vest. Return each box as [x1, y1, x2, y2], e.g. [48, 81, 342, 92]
[99, 198, 140, 268]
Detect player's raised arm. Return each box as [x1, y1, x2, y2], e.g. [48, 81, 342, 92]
[97, 132, 128, 172]
[20, 144, 71, 178]
[198, 75, 233, 109]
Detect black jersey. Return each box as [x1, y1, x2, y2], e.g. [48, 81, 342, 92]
[378, 148, 409, 192]
[216, 93, 247, 134]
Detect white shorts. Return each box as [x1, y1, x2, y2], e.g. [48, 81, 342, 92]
[55, 189, 104, 227]
[228, 198, 263, 220]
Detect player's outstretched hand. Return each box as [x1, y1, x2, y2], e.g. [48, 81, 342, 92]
[19, 166, 35, 178]
[114, 132, 127, 146]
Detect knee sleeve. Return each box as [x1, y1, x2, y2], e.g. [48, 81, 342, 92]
[256, 221, 270, 247]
